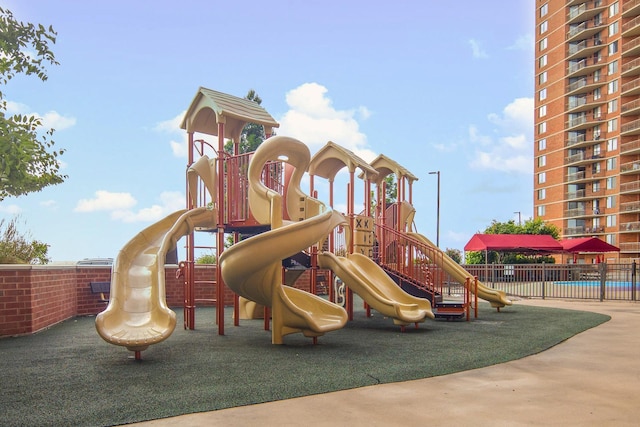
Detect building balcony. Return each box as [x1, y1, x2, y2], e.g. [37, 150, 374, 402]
[566, 114, 607, 131]
[567, 19, 607, 42]
[566, 76, 606, 95]
[619, 222, 640, 234]
[567, 170, 604, 183]
[565, 151, 604, 166]
[620, 159, 640, 174]
[621, 98, 640, 116]
[567, 94, 607, 113]
[567, 56, 605, 78]
[621, 118, 640, 135]
[621, 57, 640, 77]
[566, 38, 605, 61]
[621, 179, 640, 194]
[622, 0, 640, 18]
[565, 226, 605, 237]
[566, 132, 603, 149]
[622, 37, 640, 57]
[567, 1, 608, 25]
[620, 137, 640, 154]
[620, 200, 640, 213]
[623, 14, 640, 37]
[621, 76, 640, 96]
[619, 243, 640, 254]
[566, 186, 604, 201]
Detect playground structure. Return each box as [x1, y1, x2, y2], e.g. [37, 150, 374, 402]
[96, 87, 511, 359]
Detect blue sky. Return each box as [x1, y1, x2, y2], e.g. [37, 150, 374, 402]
[1, 0, 535, 262]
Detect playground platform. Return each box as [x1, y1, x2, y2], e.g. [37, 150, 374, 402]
[131, 299, 640, 426]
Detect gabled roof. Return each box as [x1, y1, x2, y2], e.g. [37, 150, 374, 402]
[180, 87, 279, 138]
[559, 237, 620, 253]
[464, 234, 564, 253]
[309, 141, 378, 181]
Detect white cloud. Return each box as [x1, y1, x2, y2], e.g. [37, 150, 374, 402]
[170, 138, 188, 157]
[469, 97, 534, 174]
[278, 83, 374, 159]
[0, 204, 22, 214]
[74, 190, 185, 223]
[469, 39, 488, 59]
[154, 110, 185, 133]
[4, 101, 76, 130]
[110, 191, 184, 223]
[40, 200, 58, 209]
[74, 190, 137, 212]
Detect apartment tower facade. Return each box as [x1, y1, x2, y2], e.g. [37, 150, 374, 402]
[534, 0, 640, 262]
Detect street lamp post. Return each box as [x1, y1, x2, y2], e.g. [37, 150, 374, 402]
[429, 171, 440, 248]
[514, 211, 522, 226]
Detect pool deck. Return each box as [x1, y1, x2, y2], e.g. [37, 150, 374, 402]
[132, 299, 640, 426]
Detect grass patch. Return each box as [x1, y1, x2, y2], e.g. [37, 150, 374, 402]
[0, 302, 609, 426]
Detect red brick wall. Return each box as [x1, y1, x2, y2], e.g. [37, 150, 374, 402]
[0, 264, 325, 337]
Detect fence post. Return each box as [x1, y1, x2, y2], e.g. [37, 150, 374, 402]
[633, 261, 637, 302]
[541, 262, 546, 300]
[491, 262, 495, 288]
[599, 262, 606, 302]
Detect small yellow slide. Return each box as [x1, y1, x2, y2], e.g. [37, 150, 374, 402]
[318, 251, 434, 325]
[96, 207, 217, 353]
[408, 232, 512, 308]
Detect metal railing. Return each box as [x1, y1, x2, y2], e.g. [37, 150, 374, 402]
[461, 263, 638, 301]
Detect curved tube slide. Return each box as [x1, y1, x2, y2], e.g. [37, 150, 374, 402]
[408, 232, 512, 308]
[219, 209, 349, 344]
[318, 251, 434, 325]
[95, 207, 217, 352]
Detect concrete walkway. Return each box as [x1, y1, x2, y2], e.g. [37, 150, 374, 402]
[132, 299, 640, 426]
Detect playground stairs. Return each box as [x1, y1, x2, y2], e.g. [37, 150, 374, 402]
[380, 263, 467, 321]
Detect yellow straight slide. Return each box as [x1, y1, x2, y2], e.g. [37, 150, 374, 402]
[408, 232, 512, 308]
[318, 251, 434, 325]
[95, 207, 216, 353]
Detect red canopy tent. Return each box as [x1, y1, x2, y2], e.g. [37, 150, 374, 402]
[464, 234, 564, 253]
[559, 237, 619, 263]
[559, 237, 619, 253]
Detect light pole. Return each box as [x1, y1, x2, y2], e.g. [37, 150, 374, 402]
[514, 211, 522, 226]
[429, 171, 440, 248]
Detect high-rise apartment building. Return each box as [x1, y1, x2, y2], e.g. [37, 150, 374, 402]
[534, 0, 640, 262]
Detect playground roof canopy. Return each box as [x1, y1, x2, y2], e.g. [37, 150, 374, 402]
[367, 154, 419, 184]
[559, 237, 620, 253]
[464, 234, 564, 253]
[180, 87, 280, 139]
[309, 141, 379, 181]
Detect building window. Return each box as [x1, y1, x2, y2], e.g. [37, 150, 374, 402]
[540, 21, 548, 34]
[593, 181, 601, 192]
[607, 118, 618, 132]
[539, 105, 547, 117]
[539, 88, 547, 100]
[538, 172, 546, 184]
[537, 205, 545, 217]
[539, 37, 548, 51]
[593, 162, 601, 174]
[594, 144, 601, 156]
[538, 122, 547, 134]
[607, 158, 616, 171]
[538, 188, 546, 200]
[594, 87, 601, 100]
[608, 99, 618, 113]
[606, 215, 616, 227]
[609, 21, 619, 36]
[608, 41, 619, 55]
[607, 138, 618, 151]
[608, 79, 618, 94]
[608, 60, 618, 75]
[538, 155, 546, 167]
[539, 54, 547, 68]
[609, 2, 619, 17]
[539, 71, 547, 84]
[538, 138, 547, 151]
[606, 234, 615, 245]
[606, 196, 615, 209]
[540, 3, 548, 17]
[606, 176, 616, 190]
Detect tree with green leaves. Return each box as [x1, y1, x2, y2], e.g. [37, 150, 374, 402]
[0, 217, 49, 263]
[224, 89, 267, 154]
[466, 217, 560, 265]
[0, 7, 66, 201]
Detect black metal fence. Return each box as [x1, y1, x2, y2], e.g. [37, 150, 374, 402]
[449, 263, 639, 301]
